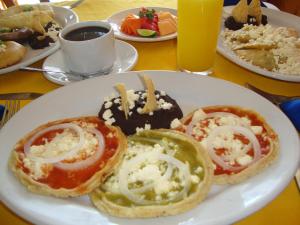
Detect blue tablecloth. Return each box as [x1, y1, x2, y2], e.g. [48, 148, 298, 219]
[0, 105, 4, 120]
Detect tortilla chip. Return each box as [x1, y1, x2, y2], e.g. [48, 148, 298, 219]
[248, 0, 262, 24]
[232, 0, 248, 23]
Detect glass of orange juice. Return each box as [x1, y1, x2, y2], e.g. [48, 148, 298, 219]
[177, 0, 224, 74]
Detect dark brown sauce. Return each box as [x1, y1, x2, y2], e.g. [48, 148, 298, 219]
[64, 26, 109, 41]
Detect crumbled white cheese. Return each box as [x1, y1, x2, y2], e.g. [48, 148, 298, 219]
[46, 22, 61, 41]
[23, 123, 99, 179]
[126, 90, 139, 110]
[102, 109, 113, 121]
[105, 117, 115, 125]
[144, 124, 151, 130]
[23, 158, 50, 180]
[135, 123, 151, 133]
[157, 98, 173, 110]
[114, 98, 121, 104]
[194, 166, 203, 174]
[222, 24, 300, 75]
[170, 118, 182, 129]
[104, 101, 113, 109]
[137, 107, 143, 114]
[160, 91, 166, 96]
[191, 109, 206, 123]
[102, 140, 194, 200]
[236, 154, 253, 166]
[191, 175, 200, 184]
[251, 126, 263, 135]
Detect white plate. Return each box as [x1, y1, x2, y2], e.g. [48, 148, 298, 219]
[0, 5, 79, 75]
[217, 7, 300, 82]
[0, 71, 299, 225]
[42, 40, 138, 85]
[107, 7, 177, 42]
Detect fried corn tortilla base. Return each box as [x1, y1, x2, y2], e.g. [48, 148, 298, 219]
[90, 130, 214, 218]
[181, 105, 279, 185]
[9, 116, 127, 198]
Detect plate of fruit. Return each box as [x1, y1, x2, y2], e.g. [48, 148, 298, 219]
[107, 7, 177, 42]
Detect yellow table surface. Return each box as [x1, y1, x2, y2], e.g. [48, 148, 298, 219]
[0, 0, 299, 224]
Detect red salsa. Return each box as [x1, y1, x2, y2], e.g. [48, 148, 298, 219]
[16, 118, 119, 190]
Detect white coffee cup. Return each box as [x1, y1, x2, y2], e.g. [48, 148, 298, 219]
[59, 21, 116, 76]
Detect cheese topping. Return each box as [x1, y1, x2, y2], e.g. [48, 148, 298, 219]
[223, 24, 300, 75]
[101, 89, 176, 126]
[22, 121, 100, 180]
[185, 110, 266, 168]
[102, 136, 203, 204]
[46, 22, 61, 41]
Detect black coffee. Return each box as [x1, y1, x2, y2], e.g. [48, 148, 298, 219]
[64, 26, 109, 41]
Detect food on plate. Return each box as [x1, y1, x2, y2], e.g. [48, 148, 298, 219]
[90, 129, 213, 218]
[120, 7, 177, 37]
[224, 0, 268, 31]
[0, 27, 33, 42]
[172, 105, 279, 184]
[0, 10, 53, 34]
[222, 24, 300, 75]
[98, 75, 183, 135]
[0, 4, 62, 51]
[9, 116, 127, 197]
[0, 40, 26, 69]
[0, 4, 54, 18]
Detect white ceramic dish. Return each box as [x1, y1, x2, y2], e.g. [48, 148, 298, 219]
[43, 40, 138, 85]
[218, 7, 300, 82]
[0, 71, 299, 225]
[107, 7, 177, 42]
[0, 5, 79, 75]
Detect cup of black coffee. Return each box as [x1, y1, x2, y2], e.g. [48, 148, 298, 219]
[59, 21, 116, 76]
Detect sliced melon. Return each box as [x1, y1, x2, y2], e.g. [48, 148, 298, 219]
[158, 19, 176, 36]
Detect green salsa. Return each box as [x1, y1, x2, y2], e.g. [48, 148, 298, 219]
[101, 130, 205, 206]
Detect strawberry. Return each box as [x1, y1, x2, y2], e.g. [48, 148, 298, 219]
[138, 8, 160, 33]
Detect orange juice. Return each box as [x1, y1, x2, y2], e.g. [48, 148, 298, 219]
[177, 0, 223, 73]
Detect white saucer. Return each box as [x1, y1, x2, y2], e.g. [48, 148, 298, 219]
[42, 40, 138, 85]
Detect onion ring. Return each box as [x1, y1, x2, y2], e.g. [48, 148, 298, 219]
[24, 123, 84, 164]
[55, 128, 105, 170]
[206, 125, 261, 171]
[186, 111, 249, 136]
[118, 152, 191, 205]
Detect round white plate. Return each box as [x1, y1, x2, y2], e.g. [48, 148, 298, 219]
[0, 71, 299, 225]
[0, 5, 79, 75]
[218, 7, 300, 82]
[107, 7, 177, 42]
[42, 40, 138, 85]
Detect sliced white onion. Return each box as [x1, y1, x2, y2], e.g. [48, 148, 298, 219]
[118, 152, 191, 205]
[186, 111, 249, 136]
[206, 125, 261, 171]
[24, 123, 84, 164]
[55, 128, 105, 170]
[131, 163, 174, 194]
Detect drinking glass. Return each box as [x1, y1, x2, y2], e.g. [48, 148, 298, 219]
[177, 0, 224, 74]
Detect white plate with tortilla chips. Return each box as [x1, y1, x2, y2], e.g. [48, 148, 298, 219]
[0, 5, 78, 75]
[218, 7, 300, 82]
[0, 71, 299, 225]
